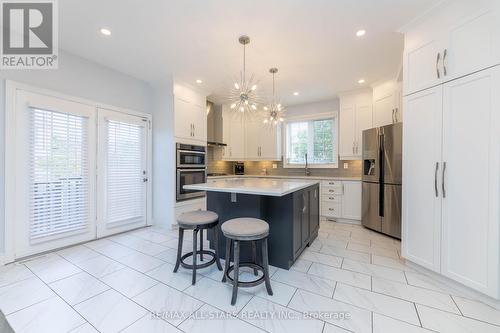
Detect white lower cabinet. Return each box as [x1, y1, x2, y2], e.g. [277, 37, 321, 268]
[321, 180, 361, 221]
[402, 65, 500, 298]
[341, 181, 362, 220]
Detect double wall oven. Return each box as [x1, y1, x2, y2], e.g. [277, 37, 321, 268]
[176, 143, 207, 201]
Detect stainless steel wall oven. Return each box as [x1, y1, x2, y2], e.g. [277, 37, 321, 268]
[176, 143, 206, 201]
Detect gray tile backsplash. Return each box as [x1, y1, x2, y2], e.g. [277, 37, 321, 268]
[207, 147, 362, 178]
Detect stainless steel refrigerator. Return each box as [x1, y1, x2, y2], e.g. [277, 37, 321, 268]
[362, 123, 402, 239]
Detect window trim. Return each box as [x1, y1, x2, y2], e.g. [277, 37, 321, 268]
[282, 111, 339, 169]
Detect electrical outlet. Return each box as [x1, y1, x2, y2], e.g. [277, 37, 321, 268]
[343, 163, 349, 169]
[272, 163, 277, 169]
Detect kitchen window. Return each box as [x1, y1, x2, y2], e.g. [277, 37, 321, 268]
[284, 114, 338, 168]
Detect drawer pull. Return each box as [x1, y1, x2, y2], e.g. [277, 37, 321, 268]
[329, 197, 334, 200]
[329, 190, 335, 193]
[329, 208, 335, 211]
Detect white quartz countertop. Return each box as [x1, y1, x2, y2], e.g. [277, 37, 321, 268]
[183, 177, 320, 196]
[207, 175, 362, 181]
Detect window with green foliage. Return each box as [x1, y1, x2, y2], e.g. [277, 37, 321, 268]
[284, 116, 337, 167]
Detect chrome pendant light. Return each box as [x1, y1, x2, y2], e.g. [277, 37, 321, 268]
[263, 67, 285, 125]
[229, 35, 259, 113]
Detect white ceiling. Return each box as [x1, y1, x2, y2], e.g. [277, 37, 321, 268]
[59, 0, 438, 105]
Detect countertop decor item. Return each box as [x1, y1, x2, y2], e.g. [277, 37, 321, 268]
[228, 35, 260, 114]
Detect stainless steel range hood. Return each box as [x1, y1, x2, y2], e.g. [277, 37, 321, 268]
[206, 101, 227, 147]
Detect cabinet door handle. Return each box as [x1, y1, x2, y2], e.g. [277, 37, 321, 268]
[443, 49, 448, 76]
[434, 162, 439, 197]
[436, 52, 441, 79]
[442, 161, 447, 198]
[395, 108, 398, 122]
[392, 109, 395, 123]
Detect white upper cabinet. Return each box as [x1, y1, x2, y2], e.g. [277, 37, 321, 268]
[339, 90, 372, 160]
[221, 106, 245, 160]
[259, 124, 281, 160]
[373, 81, 402, 127]
[403, 0, 500, 96]
[174, 84, 207, 144]
[244, 118, 261, 159]
[221, 108, 280, 161]
[244, 117, 281, 161]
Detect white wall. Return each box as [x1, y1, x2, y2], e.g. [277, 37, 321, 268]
[0, 51, 153, 257]
[286, 99, 339, 117]
[150, 79, 176, 228]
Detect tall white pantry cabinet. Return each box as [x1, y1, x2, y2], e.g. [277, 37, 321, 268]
[402, 0, 500, 298]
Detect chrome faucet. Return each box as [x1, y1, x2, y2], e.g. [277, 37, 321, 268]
[305, 153, 311, 176]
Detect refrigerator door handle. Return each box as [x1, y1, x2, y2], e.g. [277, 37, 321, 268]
[442, 162, 447, 198]
[434, 162, 439, 197]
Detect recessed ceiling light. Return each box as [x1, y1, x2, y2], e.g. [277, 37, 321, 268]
[356, 29, 366, 37]
[293, 92, 299, 96]
[358, 78, 365, 84]
[196, 79, 203, 84]
[99, 28, 111, 36]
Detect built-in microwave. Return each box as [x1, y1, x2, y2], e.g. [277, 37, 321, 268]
[176, 143, 206, 201]
[176, 143, 206, 168]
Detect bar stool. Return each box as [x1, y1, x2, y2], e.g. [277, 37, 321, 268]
[173, 210, 222, 285]
[221, 217, 273, 305]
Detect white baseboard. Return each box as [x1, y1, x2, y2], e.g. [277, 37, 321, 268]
[323, 217, 361, 225]
[406, 260, 500, 310]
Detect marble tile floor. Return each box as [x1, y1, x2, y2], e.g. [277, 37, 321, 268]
[1, 220, 500, 333]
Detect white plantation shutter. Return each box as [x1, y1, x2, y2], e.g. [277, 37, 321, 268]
[29, 108, 90, 240]
[105, 119, 146, 226]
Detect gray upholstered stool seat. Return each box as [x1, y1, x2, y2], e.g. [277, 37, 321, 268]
[221, 217, 273, 305]
[173, 210, 222, 285]
[221, 218, 269, 240]
[177, 210, 218, 227]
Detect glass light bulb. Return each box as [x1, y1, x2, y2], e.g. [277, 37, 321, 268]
[230, 103, 236, 109]
[234, 83, 240, 89]
[263, 106, 268, 111]
[279, 118, 284, 122]
[251, 104, 257, 110]
[251, 84, 257, 91]
[240, 106, 244, 112]
[263, 119, 268, 124]
[274, 121, 278, 125]
[244, 100, 249, 105]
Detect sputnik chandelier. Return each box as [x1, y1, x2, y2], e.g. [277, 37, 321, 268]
[229, 35, 259, 113]
[263, 67, 285, 125]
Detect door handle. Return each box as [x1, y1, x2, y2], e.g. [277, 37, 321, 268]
[442, 162, 447, 198]
[392, 109, 395, 123]
[434, 162, 439, 197]
[395, 108, 398, 122]
[443, 49, 448, 76]
[436, 52, 441, 79]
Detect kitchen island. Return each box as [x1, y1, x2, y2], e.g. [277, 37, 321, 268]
[184, 178, 320, 269]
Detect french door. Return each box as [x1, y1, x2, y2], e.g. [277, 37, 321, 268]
[97, 108, 149, 237]
[13, 91, 97, 258]
[11, 89, 150, 259]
